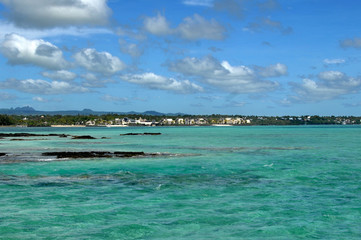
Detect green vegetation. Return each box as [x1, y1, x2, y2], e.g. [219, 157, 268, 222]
[0, 115, 15, 126]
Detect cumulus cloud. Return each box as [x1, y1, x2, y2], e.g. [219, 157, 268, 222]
[340, 37, 361, 49]
[0, 78, 89, 94]
[74, 48, 126, 75]
[318, 71, 346, 81]
[79, 73, 114, 88]
[0, 0, 111, 29]
[143, 13, 226, 40]
[32, 96, 47, 102]
[182, 0, 213, 7]
[0, 34, 68, 69]
[119, 39, 144, 58]
[81, 73, 97, 82]
[290, 71, 361, 102]
[143, 13, 173, 36]
[254, 63, 288, 77]
[120, 72, 203, 94]
[177, 14, 226, 40]
[168, 55, 282, 93]
[323, 58, 345, 65]
[116, 25, 146, 41]
[41, 70, 77, 81]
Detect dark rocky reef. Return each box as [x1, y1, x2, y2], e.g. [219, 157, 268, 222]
[114, 151, 146, 157]
[0, 133, 69, 138]
[120, 132, 161, 136]
[71, 135, 97, 140]
[0, 133, 99, 140]
[42, 151, 148, 159]
[10, 139, 47, 141]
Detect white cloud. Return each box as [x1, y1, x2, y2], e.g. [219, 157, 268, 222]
[258, 0, 281, 11]
[290, 71, 361, 102]
[120, 72, 203, 94]
[213, 0, 247, 19]
[0, 0, 111, 29]
[231, 101, 246, 107]
[116, 25, 146, 41]
[143, 13, 173, 36]
[0, 91, 16, 100]
[255, 63, 288, 77]
[323, 58, 345, 65]
[0, 78, 89, 94]
[0, 22, 112, 40]
[81, 73, 98, 82]
[244, 18, 292, 35]
[143, 13, 226, 41]
[101, 94, 128, 102]
[0, 34, 68, 69]
[318, 71, 346, 81]
[32, 96, 47, 102]
[41, 70, 77, 81]
[119, 39, 143, 57]
[169, 55, 282, 93]
[79, 73, 115, 88]
[74, 48, 126, 75]
[340, 37, 361, 49]
[183, 0, 213, 7]
[177, 14, 226, 40]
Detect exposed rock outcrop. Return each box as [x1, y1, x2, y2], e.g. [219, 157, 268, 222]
[0, 133, 70, 138]
[119, 132, 161, 136]
[71, 135, 96, 139]
[42, 151, 149, 159]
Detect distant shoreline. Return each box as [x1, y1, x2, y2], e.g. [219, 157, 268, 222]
[50, 125, 86, 128]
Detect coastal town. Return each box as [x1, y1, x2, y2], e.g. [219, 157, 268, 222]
[1, 114, 361, 127]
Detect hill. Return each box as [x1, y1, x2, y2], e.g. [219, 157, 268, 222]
[0, 106, 184, 116]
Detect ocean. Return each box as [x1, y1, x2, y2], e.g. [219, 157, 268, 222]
[0, 126, 360, 239]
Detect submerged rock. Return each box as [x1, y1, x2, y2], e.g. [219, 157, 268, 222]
[114, 151, 145, 157]
[10, 139, 47, 141]
[71, 135, 96, 139]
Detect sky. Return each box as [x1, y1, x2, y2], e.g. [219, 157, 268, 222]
[0, 0, 361, 116]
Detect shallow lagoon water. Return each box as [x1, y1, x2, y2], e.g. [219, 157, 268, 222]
[0, 126, 360, 239]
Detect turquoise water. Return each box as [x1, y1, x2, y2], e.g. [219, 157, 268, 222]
[0, 126, 360, 239]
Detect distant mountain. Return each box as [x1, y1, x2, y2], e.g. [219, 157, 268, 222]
[0, 106, 186, 116]
[0, 106, 37, 115]
[142, 111, 165, 116]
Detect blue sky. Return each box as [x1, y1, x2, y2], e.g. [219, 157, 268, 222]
[1, 0, 361, 115]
